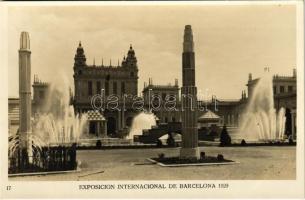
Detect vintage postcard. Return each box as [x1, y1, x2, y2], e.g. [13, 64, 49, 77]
[0, 1, 304, 199]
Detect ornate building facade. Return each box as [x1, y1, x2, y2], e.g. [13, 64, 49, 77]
[142, 78, 180, 124]
[141, 69, 297, 140]
[72, 42, 139, 137]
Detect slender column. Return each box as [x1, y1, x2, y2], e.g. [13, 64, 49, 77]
[96, 121, 100, 137]
[118, 109, 121, 131]
[19, 32, 32, 163]
[291, 110, 296, 140]
[180, 25, 200, 159]
[122, 109, 125, 128]
[103, 121, 107, 138]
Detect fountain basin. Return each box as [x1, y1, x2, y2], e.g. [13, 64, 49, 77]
[148, 154, 237, 167]
[220, 140, 296, 147]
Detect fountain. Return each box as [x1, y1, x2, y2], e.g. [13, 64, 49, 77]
[9, 79, 88, 148]
[239, 70, 286, 141]
[8, 82, 88, 174]
[8, 32, 87, 174]
[33, 82, 88, 145]
[127, 111, 157, 140]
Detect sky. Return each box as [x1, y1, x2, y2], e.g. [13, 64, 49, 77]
[7, 4, 296, 99]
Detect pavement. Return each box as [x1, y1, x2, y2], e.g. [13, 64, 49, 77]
[9, 146, 296, 180]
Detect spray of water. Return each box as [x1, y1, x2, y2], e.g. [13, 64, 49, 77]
[8, 75, 88, 158]
[33, 77, 88, 145]
[127, 111, 157, 140]
[239, 71, 286, 141]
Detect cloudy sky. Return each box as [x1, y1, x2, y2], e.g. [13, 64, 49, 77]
[8, 4, 296, 99]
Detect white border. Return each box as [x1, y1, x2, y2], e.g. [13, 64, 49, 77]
[0, 1, 304, 199]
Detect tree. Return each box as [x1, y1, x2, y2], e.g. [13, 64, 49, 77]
[167, 133, 175, 147]
[220, 125, 231, 146]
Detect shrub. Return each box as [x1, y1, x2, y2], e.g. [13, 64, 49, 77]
[158, 153, 165, 159]
[220, 125, 231, 147]
[156, 139, 163, 147]
[217, 154, 224, 161]
[241, 139, 247, 146]
[200, 152, 206, 159]
[288, 135, 293, 145]
[289, 139, 293, 144]
[96, 140, 102, 148]
[167, 133, 175, 147]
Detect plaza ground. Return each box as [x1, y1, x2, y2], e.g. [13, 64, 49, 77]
[9, 146, 296, 180]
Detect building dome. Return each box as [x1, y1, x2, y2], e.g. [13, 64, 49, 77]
[77, 41, 84, 53]
[87, 110, 105, 121]
[74, 41, 86, 66]
[198, 110, 220, 123]
[127, 44, 136, 57]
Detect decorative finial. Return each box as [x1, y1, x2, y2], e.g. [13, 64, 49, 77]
[79, 41, 81, 47]
[183, 25, 194, 52]
[175, 78, 178, 86]
[110, 59, 112, 66]
[93, 57, 95, 66]
[102, 58, 104, 66]
[118, 59, 120, 66]
[20, 32, 30, 50]
[130, 44, 132, 49]
[248, 73, 252, 81]
[293, 68, 296, 77]
[264, 67, 270, 72]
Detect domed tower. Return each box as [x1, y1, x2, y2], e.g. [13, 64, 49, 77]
[74, 41, 87, 68]
[73, 42, 87, 107]
[122, 44, 138, 95]
[124, 44, 137, 68]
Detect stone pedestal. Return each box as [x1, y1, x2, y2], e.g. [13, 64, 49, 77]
[180, 147, 200, 159]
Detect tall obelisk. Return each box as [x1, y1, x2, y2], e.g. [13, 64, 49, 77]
[19, 32, 31, 162]
[180, 25, 200, 159]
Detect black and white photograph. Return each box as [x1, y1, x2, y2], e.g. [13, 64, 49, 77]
[0, 1, 304, 199]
